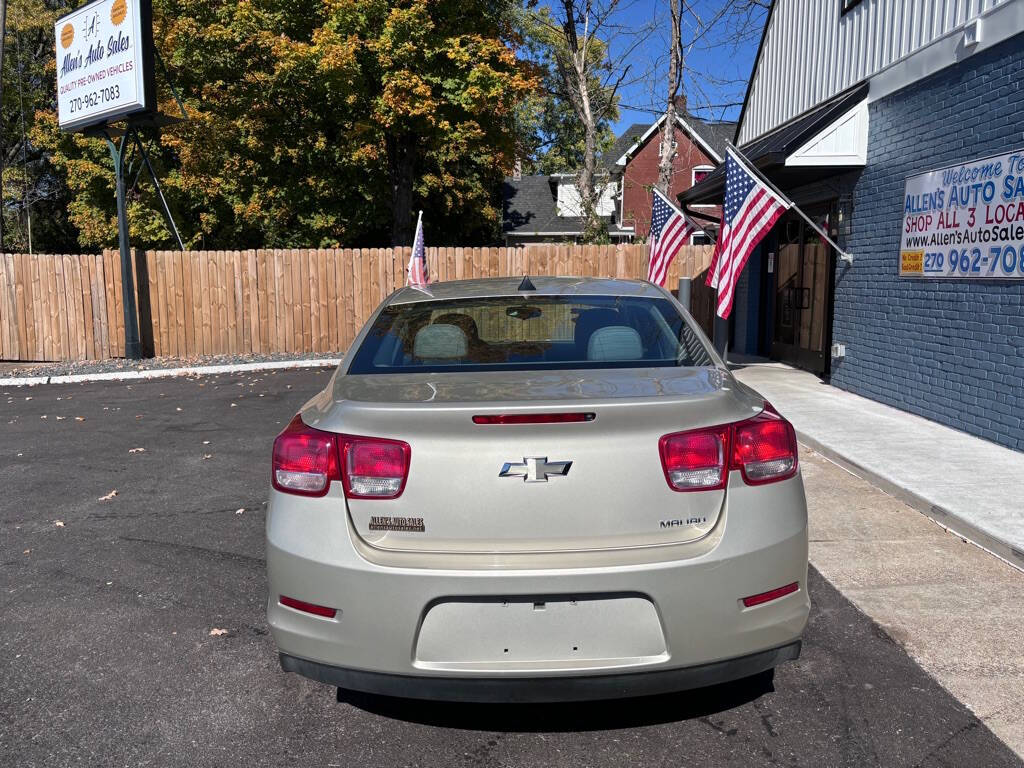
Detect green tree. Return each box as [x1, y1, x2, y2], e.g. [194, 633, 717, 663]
[20, 0, 537, 251]
[2, 0, 78, 253]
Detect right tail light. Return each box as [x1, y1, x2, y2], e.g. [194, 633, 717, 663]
[659, 403, 797, 491]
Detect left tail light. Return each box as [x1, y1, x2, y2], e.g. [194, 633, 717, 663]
[272, 415, 340, 497]
[272, 415, 411, 499]
[338, 435, 411, 499]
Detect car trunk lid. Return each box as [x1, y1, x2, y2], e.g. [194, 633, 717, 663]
[304, 367, 762, 554]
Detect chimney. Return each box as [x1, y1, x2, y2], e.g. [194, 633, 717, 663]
[513, 159, 522, 180]
[673, 93, 687, 116]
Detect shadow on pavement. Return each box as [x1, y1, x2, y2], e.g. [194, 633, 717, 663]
[335, 670, 774, 732]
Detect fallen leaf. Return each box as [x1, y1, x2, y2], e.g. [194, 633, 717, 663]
[98, 489, 118, 501]
[54, 520, 65, 527]
[209, 628, 228, 636]
[128, 447, 146, 454]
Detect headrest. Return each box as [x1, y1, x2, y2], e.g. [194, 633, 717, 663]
[413, 324, 468, 359]
[587, 326, 643, 361]
[433, 313, 480, 341]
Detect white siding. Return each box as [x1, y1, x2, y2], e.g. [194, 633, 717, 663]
[556, 181, 617, 217]
[738, 0, 1013, 144]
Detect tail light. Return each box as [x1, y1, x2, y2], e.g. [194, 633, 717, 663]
[272, 415, 340, 497]
[733, 405, 798, 485]
[338, 435, 410, 499]
[659, 427, 730, 491]
[659, 403, 797, 491]
[272, 415, 410, 499]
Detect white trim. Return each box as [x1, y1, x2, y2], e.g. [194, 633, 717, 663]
[689, 231, 713, 246]
[0, 358, 342, 388]
[869, 3, 1024, 104]
[785, 99, 868, 167]
[614, 114, 724, 167]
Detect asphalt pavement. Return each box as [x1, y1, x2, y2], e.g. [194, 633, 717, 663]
[1, 369, 1021, 767]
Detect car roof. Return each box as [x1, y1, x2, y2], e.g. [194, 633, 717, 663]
[389, 276, 665, 305]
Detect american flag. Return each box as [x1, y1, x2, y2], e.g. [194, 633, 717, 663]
[647, 188, 695, 287]
[407, 211, 429, 287]
[706, 147, 789, 318]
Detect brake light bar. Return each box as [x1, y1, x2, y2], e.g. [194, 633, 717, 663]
[279, 595, 337, 618]
[473, 412, 596, 425]
[741, 582, 799, 608]
[659, 403, 798, 491]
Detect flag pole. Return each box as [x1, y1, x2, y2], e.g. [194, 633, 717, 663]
[726, 142, 854, 264]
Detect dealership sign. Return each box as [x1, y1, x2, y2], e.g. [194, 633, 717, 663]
[55, 0, 155, 132]
[900, 149, 1024, 278]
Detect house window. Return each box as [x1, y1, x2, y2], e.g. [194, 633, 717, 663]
[690, 232, 712, 246]
[691, 166, 715, 209]
[840, 0, 864, 15]
[692, 166, 713, 186]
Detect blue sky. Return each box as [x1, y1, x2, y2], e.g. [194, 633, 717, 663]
[593, 0, 768, 135]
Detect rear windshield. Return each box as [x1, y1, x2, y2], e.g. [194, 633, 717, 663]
[347, 294, 714, 374]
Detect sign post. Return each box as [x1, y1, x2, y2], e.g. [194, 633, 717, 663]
[55, 0, 157, 358]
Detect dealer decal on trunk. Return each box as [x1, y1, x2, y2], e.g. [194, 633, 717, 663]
[368, 516, 426, 533]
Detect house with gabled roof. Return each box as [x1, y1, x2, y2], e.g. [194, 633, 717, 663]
[502, 105, 735, 246]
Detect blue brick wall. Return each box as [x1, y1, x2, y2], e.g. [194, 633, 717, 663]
[831, 34, 1024, 451]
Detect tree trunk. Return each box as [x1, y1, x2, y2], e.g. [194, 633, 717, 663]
[656, 0, 682, 196]
[0, 0, 7, 252]
[387, 132, 415, 246]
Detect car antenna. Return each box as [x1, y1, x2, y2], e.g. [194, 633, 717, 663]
[518, 275, 536, 291]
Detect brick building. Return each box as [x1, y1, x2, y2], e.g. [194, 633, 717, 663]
[683, 0, 1024, 451]
[503, 110, 734, 245]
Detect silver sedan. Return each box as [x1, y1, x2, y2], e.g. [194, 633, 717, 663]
[266, 277, 809, 701]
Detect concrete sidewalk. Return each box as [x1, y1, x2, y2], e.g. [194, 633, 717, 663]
[732, 361, 1024, 572]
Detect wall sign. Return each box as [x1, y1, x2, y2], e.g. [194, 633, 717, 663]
[55, 0, 155, 132]
[899, 149, 1024, 279]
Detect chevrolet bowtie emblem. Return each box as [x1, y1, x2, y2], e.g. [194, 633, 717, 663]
[499, 457, 572, 483]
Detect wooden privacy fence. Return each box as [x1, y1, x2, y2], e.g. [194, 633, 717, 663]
[0, 245, 715, 362]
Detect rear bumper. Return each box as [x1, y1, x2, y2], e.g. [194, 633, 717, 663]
[266, 472, 810, 694]
[280, 641, 801, 703]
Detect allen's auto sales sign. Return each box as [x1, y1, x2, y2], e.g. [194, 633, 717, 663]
[900, 149, 1024, 279]
[54, 0, 153, 132]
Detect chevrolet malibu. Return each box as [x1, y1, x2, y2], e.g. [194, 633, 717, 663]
[266, 276, 809, 702]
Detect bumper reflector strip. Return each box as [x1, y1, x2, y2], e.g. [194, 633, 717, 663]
[279, 595, 337, 618]
[741, 582, 799, 608]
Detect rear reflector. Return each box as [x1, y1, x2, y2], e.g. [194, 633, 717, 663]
[271, 415, 340, 497]
[339, 435, 411, 499]
[741, 582, 799, 608]
[473, 412, 596, 425]
[279, 595, 337, 618]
